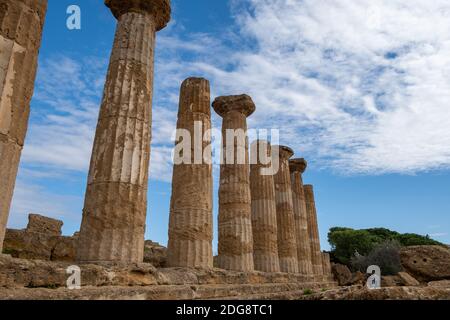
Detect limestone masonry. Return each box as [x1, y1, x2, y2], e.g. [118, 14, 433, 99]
[213, 95, 255, 272]
[167, 77, 213, 268]
[273, 146, 299, 273]
[250, 140, 280, 272]
[304, 185, 324, 276]
[289, 158, 314, 275]
[0, 0, 47, 253]
[77, 0, 171, 263]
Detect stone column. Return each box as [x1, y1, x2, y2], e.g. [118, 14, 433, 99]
[167, 77, 213, 268]
[250, 140, 280, 272]
[273, 145, 299, 273]
[77, 0, 171, 263]
[304, 184, 323, 275]
[0, 0, 47, 252]
[213, 95, 255, 271]
[322, 252, 332, 277]
[289, 158, 313, 275]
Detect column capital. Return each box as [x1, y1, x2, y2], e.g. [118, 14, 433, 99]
[105, 0, 171, 31]
[273, 145, 294, 160]
[289, 158, 307, 174]
[212, 94, 256, 118]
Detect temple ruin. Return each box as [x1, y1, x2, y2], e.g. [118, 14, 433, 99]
[0, 0, 337, 299]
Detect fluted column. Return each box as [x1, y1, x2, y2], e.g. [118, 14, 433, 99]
[213, 95, 255, 271]
[77, 0, 171, 263]
[0, 0, 47, 252]
[273, 145, 299, 273]
[167, 77, 213, 268]
[289, 158, 313, 275]
[304, 184, 323, 275]
[322, 252, 332, 277]
[250, 140, 280, 272]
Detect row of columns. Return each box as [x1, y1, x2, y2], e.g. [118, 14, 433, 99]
[0, 0, 330, 277]
[166, 80, 327, 276]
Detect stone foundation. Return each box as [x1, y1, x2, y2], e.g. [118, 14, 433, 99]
[0, 254, 336, 299]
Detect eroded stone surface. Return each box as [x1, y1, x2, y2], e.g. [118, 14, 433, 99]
[321, 252, 332, 277]
[0, 0, 48, 252]
[26, 214, 62, 235]
[302, 285, 450, 300]
[400, 245, 450, 282]
[273, 145, 299, 273]
[289, 158, 313, 275]
[167, 77, 213, 268]
[77, 0, 171, 263]
[0, 255, 335, 290]
[250, 140, 280, 272]
[213, 95, 255, 271]
[304, 185, 323, 275]
[144, 240, 167, 268]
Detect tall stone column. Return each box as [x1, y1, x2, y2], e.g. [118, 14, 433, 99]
[322, 252, 332, 277]
[304, 184, 323, 275]
[0, 0, 47, 252]
[273, 145, 299, 273]
[167, 77, 213, 268]
[213, 95, 255, 272]
[289, 158, 313, 275]
[77, 0, 171, 263]
[250, 140, 280, 272]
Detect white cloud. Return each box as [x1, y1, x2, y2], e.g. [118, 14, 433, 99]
[19, 0, 450, 182]
[194, 0, 450, 174]
[8, 179, 81, 235]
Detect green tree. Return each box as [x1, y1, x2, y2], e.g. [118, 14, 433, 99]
[328, 227, 444, 266]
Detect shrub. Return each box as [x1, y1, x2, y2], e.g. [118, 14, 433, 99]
[350, 240, 402, 275]
[303, 288, 313, 295]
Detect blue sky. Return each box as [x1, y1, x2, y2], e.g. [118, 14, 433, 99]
[8, 0, 450, 252]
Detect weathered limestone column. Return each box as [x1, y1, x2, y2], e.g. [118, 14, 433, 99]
[213, 95, 255, 271]
[273, 145, 299, 273]
[250, 140, 280, 272]
[289, 158, 313, 275]
[0, 0, 47, 252]
[77, 0, 171, 263]
[304, 184, 323, 275]
[322, 252, 332, 277]
[167, 78, 213, 268]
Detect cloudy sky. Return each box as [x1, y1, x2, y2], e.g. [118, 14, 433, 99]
[8, 0, 450, 250]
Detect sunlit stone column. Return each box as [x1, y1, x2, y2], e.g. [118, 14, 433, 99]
[213, 94, 255, 271]
[289, 158, 314, 275]
[250, 140, 280, 272]
[0, 0, 47, 252]
[304, 184, 323, 275]
[77, 0, 171, 263]
[322, 252, 332, 277]
[273, 145, 299, 273]
[167, 77, 213, 268]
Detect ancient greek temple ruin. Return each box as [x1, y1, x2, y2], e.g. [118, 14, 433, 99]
[0, 0, 333, 287]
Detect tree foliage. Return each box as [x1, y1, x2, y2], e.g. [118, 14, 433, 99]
[328, 227, 444, 265]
